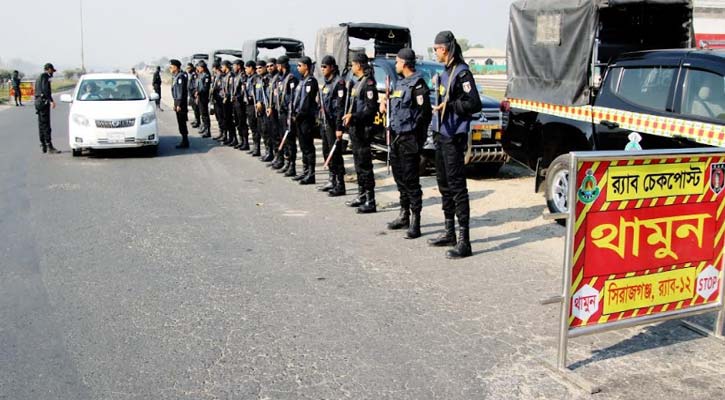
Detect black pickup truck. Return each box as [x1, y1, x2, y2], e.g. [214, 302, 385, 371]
[501, 0, 725, 218]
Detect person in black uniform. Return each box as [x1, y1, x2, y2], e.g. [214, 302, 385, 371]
[380, 48, 432, 239]
[342, 53, 378, 214]
[211, 62, 226, 142]
[264, 58, 281, 164]
[221, 61, 237, 147]
[292, 56, 319, 185]
[255, 60, 274, 162]
[195, 61, 212, 138]
[231, 60, 248, 150]
[186, 63, 200, 129]
[34, 63, 60, 154]
[428, 31, 482, 259]
[12, 70, 22, 106]
[274, 55, 299, 175]
[169, 59, 190, 149]
[319, 55, 347, 196]
[152, 66, 163, 111]
[244, 60, 261, 156]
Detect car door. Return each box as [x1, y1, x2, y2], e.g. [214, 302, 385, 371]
[672, 56, 725, 128]
[594, 60, 684, 151]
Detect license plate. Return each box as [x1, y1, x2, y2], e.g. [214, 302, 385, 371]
[472, 130, 492, 141]
[108, 133, 125, 143]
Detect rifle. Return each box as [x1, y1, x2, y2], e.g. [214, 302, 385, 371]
[433, 73, 442, 132]
[385, 75, 391, 175]
[278, 79, 298, 151]
[251, 77, 260, 118]
[317, 84, 329, 132]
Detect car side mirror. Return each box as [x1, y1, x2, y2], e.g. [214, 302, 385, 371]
[148, 93, 160, 101]
[60, 94, 73, 103]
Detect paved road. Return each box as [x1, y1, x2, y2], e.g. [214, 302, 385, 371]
[1, 95, 724, 400]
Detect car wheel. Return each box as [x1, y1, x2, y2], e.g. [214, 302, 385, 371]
[545, 154, 570, 226]
[72, 148, 82, 157]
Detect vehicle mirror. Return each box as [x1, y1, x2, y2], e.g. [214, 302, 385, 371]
[148, 93, 160, 101]
[60, 94, 73, 103]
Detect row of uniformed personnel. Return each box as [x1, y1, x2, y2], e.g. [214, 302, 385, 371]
[167, 30, 481, 259]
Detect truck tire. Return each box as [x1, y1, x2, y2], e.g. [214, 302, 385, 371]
[545, 154, 570, 226]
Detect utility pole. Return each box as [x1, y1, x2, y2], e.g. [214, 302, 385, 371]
[80, 0, 86, 72]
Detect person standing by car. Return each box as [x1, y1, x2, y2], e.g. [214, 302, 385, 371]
[342, 53, 378, 214]
[12, 70, 22, 106]
[319, 55, 347, 196]
[169, 59, 190, 149]
[152, 66, 163, 111]
[195, 61, 212, 138]
[34, 63, 60, 154]
[380, 48, 432, 239]
[428, 31, 482, 259]
[292, 56, 319, 185]
[186, 63, 201, 130]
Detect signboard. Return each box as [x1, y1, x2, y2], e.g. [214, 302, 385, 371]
[565, 150, 725, 337]
[9, 81, 35, 103]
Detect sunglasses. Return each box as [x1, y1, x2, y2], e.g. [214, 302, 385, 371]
[320, 65, 329, 68]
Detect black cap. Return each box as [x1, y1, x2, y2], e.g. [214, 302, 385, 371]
[233, 59, 244, 66]
[298, 56, 313, 67]
[44, 62, 56, 72]
[276, 55, 290, 66]
[169, 59, 181, 68]
[186, 62, 194, 68]
[321, 55, 337, 67]
[212, 61, 221, 70]
[221, 60, 232, 69]
[434, 30, 455, 45]
[256, 60, 266, 68]
[266, 58, 277, 66]
[397, 48, 416, 64]
[196, 60, 207, 67]
[245, 60, 256, 68]
[351, 53, 368, 65]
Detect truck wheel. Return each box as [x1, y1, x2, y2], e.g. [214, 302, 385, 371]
[72, 148, 82, 157]
[545, 154, 570, 226]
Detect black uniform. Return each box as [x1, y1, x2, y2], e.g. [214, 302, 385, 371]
[266, 71, 282, 163]
[276, 71, 299, 174]
[222, 72, 237, 145]
[12, 73, 22, 106]
[292, 73, 319, 184]
[245, 73, 261, 156]
[231, 71, 248, 148]
[212, 71, 226, 140]
[188, 69, 200, 126]
[196, 70, 212, 136]
[171, 70, 190, 145]
[319, 74, 347, 194]
[347, 74, 379, 211]
[152, 70, 162, 108]
[388, 72, 432, 238]
[255, 72, 274, 160]
[34, 71, 55, 151]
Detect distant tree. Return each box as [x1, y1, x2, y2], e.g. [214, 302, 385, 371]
[458, 38, 471, 52]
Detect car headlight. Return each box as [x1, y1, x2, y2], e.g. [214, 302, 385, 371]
[72, 113, 89, 127]
[141, 112, 156, 125]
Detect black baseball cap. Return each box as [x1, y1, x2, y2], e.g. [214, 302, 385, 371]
[44, 63, 56, 72]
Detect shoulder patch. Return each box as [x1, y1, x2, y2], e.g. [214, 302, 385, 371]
[462, 81, 472, 93]
[416, 94, 424, 106]
[338, 89, 344, 98]
[366, 89, 374, 100]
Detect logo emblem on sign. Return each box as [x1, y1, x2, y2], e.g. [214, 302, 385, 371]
[572, 284, 600, 321]
[577, 169, 600, 204]
[710, 163, 725, 195]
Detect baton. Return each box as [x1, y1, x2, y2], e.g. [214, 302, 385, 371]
[324, 139, 339, 170]
[385, 75, 391, 175]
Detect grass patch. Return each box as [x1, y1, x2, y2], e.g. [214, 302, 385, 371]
[52, 79, 78, 92]
[483, 88, 506, 101]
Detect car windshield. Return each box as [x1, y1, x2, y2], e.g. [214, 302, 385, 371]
[76, 79, 145, 101]
[416, 63, 445, 90]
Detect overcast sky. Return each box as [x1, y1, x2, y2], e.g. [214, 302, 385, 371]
[2, 0, 512, 71]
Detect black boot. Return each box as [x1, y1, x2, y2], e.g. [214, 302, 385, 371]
[387, 209, 410, 230]
[271, 155, 285, 169]
[284, 162, 297, 177]
[299, 164, 316, 185]
[427, 219, 456, 247]
[345, 187, 365, 207]
[41, 143, 47, 153]
[293, 164, 309, 181]
[278, 160, 290, 174]
[405, 212, 422, 239]
[201, 126, 211, 138]
[175, 136, 190, 149]
[240, 138, 250, 150]
[46, 143, 61, 154]
[261, 150, 274, 162]
[446, 225, 472, 259]
[356, 191, 377, 214]
[191, 121, 200, 128]
[317, 173, 335, 192]
[328, 175, 346, 197]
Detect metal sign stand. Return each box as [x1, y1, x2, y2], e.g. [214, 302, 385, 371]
[540, 149, 725, 395]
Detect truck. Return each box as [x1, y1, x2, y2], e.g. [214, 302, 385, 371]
[315, 22, 507, 174]
[501, 0, 725, 219]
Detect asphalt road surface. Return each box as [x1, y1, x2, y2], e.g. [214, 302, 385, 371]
[1, 97, 725, 400]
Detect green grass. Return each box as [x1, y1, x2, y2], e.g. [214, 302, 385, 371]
[482, 88, 506, 101]
[52, 79, 78, 92]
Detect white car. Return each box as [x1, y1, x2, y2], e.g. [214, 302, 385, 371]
[61, 73, 160, 157]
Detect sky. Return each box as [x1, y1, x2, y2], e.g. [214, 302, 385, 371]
[0, 0, 512, 72]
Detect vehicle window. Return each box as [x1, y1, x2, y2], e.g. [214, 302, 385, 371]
[615, 67, 676, 112]
[416, 63, 445, 90]
[373, 65, 389, 92]
[77, 79, 145, 101]
[680, 68, 725, 122]
[605, 67, 622, 93]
